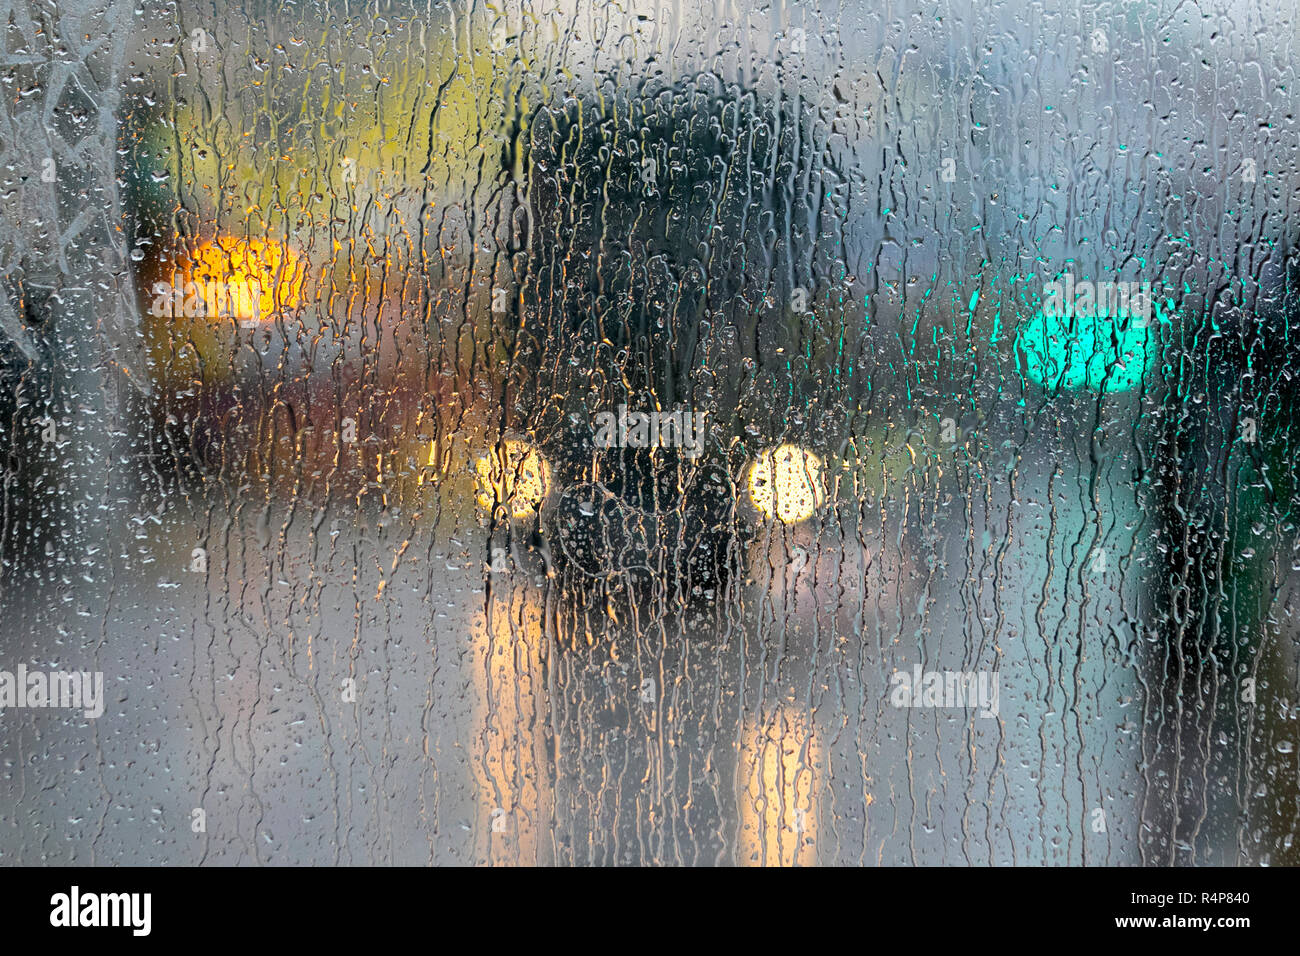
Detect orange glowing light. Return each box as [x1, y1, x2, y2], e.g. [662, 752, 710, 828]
[166, 236, 306, 324]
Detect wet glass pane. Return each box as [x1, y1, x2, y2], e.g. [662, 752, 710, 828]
[2, 0, 1300, 866]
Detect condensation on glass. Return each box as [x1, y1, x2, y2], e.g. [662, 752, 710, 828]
[0, 0, 1298, 865]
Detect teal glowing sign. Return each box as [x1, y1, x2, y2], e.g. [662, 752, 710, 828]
[1019, 274, 1166, 393]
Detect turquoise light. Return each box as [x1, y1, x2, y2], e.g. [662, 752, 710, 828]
[1019, 302, 1168, 393]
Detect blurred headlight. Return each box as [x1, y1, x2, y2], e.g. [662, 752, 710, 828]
[474, 439, 552, 519]
[747, 444, 825, 524]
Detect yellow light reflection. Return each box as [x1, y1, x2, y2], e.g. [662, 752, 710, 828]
[747, 444, 825, 524]
[739, 708, 820, 866]
[469, 589, 550, 865]
[474, 439, 552, 519]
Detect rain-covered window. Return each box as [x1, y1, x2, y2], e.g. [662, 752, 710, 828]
[2, 0, 1299, 867]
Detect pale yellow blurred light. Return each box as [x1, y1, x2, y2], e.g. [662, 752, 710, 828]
[747, 445, 825, 524]
[740, 708, 820, 867]
[469, 590, 549, 865]
[417, 438, 442, 487]
[474, 439, 552, 519]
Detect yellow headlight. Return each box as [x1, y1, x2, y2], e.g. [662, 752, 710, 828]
[474, 439, 552, 519]
[747, 445, 825, 524]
